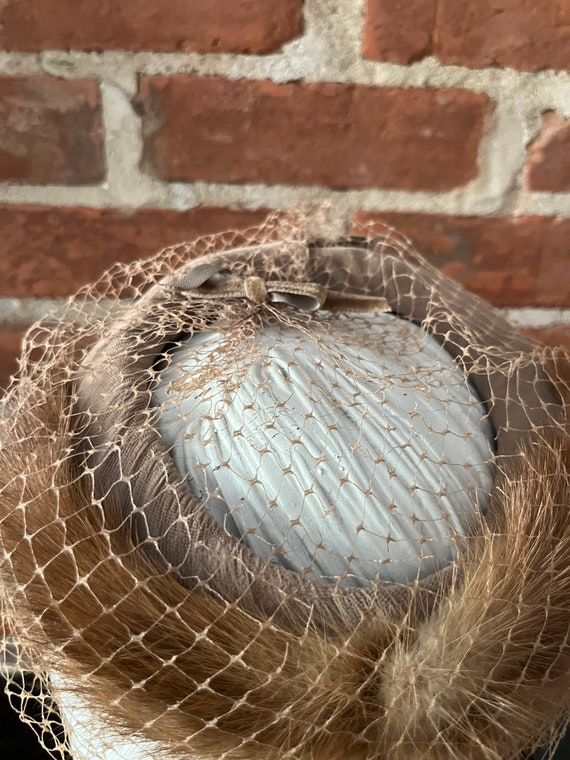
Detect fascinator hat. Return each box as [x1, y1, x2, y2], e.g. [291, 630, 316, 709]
[0, 211, 568, 759]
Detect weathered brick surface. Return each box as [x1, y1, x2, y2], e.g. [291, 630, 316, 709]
[0, 77, 105, 185]
[0, 328, 25, 391]
[522, 325, 570, 353]
[364, 0, 570, 72]
[353, 212, 570, 307]
[526, 112, 570, 192]
[0, 0, 302, 53]
[139, 77, 491, 191]
[363, 0, 436, 65]
[0, 205, 267, 297]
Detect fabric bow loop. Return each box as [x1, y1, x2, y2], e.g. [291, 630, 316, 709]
[164, 269, 389, 313]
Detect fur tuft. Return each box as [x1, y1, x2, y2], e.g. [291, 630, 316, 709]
[379, 436, 570, 759]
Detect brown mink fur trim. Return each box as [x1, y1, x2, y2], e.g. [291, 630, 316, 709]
[0, 368, 569, 760]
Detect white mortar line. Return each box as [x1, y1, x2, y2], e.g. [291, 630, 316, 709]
[505, 309, 570, 328]
[1, 180, 569, 218]
[1, 297, 568, 330]
[0, 298, 63, 325]
[0, 185, 107, 206]
[0, 49, 567, 97]
[515, 191, 570, 217]
[168, 182, 511, 216]
[0, 298, 121, 326]
[2, 180, 568, 219]
[100, 82, 169, 209]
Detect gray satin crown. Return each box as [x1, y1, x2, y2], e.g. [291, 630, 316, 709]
[153, 311, 494, 586]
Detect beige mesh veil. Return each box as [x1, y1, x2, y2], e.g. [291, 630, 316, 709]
[0, 210, 568, 759]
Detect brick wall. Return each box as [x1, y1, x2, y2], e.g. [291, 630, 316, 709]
[0, 0, 569, 389]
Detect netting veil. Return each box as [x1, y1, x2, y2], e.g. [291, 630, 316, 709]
[0, 211, 568, 759]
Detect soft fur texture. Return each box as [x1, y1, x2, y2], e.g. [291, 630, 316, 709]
[0, 362, 569, 760]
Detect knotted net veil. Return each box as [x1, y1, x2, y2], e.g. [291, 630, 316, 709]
[0, 210, 568, 759]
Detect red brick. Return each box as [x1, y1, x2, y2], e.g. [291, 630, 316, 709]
[363, 0, 436, 65]
[0, 0, 302, 53]
[0, 77, 104, 185]
[522, 325, 570, 353]
[353, 212, 570, 308]
[0, 328, 25, 392]
[0, 205, 268, 297]
[139, 77, 491, 192]
[526, 112, 570, 193]
[521, 327, 570, 407]
[364, 0, 570, 72]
